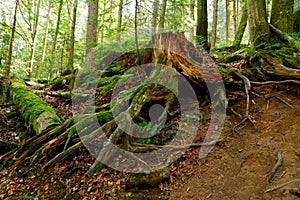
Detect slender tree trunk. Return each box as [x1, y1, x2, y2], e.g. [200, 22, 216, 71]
[159, 0, 167, 28]
[270, 0, 294, 33]
[38, 1, 51, 79]
[233, 0, 237, 35]
[152, 0, 159, 33]
[108, 0, 113, 33]
[196, 0, 208, 50]
[116, 0, 123, 41]
[3, 0, 19, 102]
[28, 0, 41, 78]
[247, 0, 270, 46]
[86, 0, 98, 55]
[100, 0, 107, 44]
[233, 0, 248, 47]
[211, 0, 219, 48]
[225, 0, 230, 43]
[49, 0, 63, 80]
[236, 0, 239, 21]
[135, 0, 141, 64]
[190, 0, 195, 39]
[67, 0, 78, 72]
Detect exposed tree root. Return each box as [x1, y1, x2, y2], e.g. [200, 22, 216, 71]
[232, 68, 255, 134]
[2, 32, 300, 181]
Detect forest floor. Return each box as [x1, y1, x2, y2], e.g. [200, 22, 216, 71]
[0, 83, 300, 199]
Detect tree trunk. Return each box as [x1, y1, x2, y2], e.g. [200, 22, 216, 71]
[247, 0, 270, 46]
[233, 0, 247, 47]
[49, 0, 63, 80]
[211, 0, 219, 48]
[3, 0, 19, 102]
[28, 0, 41, 78]
[116, 0, 123, 41]
[86, 0, 98, 55]
[190, 0, 195, 39]
[233, 0, 237, 35]
[38, 1, 52, 79]
[10, 81, 61, 135]
[159, 0, 167, 28]
[196, 0, 208, 49]
[100, 0, 107, 44]
[152, 0, 159, 33]
[67, 0, 78, 72]
[225, 0, 230, 43]
[270, 0, 294, 33]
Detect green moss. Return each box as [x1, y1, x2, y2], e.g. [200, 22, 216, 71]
[10, 81, 61, 135]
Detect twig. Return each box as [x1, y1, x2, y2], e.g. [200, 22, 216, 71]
[251, 80, 300, 85]
[268, 152, 283, 183]
[265, 179, 300, 193]
[276, 96, 294, 109]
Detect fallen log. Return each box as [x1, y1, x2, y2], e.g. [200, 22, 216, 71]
[9, 81, 62, 136]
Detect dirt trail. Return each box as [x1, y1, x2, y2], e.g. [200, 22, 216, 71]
[169, 89, 300, 199]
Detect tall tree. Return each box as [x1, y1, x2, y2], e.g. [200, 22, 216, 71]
[152, 0, 159, 33]
[190, 0, 195, 39]
[225, 0, 230, 43]
[196, 0, 208, 50]
[159, 0, 167, 28]
[67, 0, 78, 72]
[3, 0, 19, 102]
[38, 1, 52, 79]
[247, 0, 270, 46]
[233, 0, 237, 35]
[211, 0, 219, 48]
[270, 0, 294, 33]
[116, 0, 123, 41]
[86, 0, 98, 55]
[28, 0, 41, 78]
[233, 0, 248, 47]
[49, 0, 63, 80]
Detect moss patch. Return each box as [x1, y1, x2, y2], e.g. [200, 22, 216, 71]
[10, 81, 62, 136]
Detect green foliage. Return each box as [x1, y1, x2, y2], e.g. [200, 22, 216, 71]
[134, 120, 178, 145]
[18, 194, 40, 200]
[100, 84, 114, 95]
[98, 75, 122, 87]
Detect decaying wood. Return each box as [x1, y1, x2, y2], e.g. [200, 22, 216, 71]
[10, 81, 62, 135]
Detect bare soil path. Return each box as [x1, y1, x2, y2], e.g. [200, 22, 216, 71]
[169, 86, 300, 200]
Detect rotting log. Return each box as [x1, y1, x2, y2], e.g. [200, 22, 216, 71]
[9, 81, 62, 136]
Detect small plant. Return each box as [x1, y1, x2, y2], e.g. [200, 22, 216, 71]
[18, 194, 40, 200]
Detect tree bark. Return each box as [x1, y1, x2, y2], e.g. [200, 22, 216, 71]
[233, 0, 247, 47]
[270, 0, 294, 33]
[225, 0, 230, 43]
[3, 0, 19, 102]
[28, 0, 41, 78]
[196, 0, 208, 50]
[116, 0, 123, 41]
[67, 0, 78, 72]
[38, 1, 52, 79]
[86, 0, 98, 55]
[247, 0, 270, 46]
[211, 0, 219, 48]
[159, 0, 167, 29]
[190, 0, 195, 39]
[152, 0, 159, 33]
[49, 0, 63, 80]
[233, 0, 237, 35]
